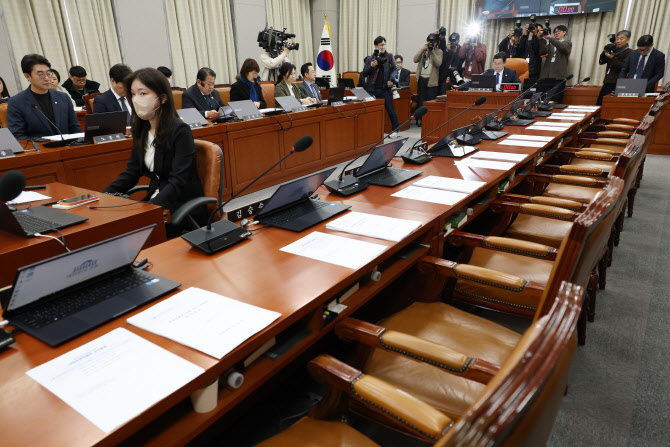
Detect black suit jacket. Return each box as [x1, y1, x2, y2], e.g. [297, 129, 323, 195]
[395, 68, 411, 87]
[181, 84, 224, 117]
[93, 89, 123, 113]
[6, 87, 81, 140]
[229, 80, 267, 108]
[61, 78, 100, 107]
[619, 48, 666, 93]
[104, 119, 204, 215]
[483, 67, 521, 85]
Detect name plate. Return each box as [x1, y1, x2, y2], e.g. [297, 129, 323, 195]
[242, 113, 264, 121]
[0, 149, 16, 158]
[291, 106, 308, 112]
[331, 101, 344, 106]
[364, 97, 375, 102]
[226, 198, 269, 222]
[501, 83, 522, 92]
[187, 123, 203, 129]
[469, 88, 492, 92]
[93, 133, 125, 144]
[617, 93, 640, 97]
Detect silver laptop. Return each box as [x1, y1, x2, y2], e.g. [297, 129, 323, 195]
[351, 87, 375, 101]
[0, 128, 25, 154]
[227, 100, 263, 120]
[275, 95, 307, 112]
[177, 108, 210, 127]
[615, 78, 647, 97]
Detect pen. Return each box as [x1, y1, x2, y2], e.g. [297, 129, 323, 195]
[41, 201, 58, 206]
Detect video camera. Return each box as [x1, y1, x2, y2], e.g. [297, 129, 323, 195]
[257, 27, 300, 57]
[605, 34, 616, 53]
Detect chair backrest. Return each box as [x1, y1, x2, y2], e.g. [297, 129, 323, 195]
[193, 139, 224, 216]
[84, 92, 102, 114]
[0, 103, 7, 128]
[505, 58, 529, 82]
[215, 87, 231, 105]
[436, 281, 582, 447]
[172, 90, 183, 110]
[259, 81, 275, 101]
[409, 73, 418, 95]
[342, 71, 360, 88]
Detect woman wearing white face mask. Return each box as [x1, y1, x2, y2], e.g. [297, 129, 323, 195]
[104, 68, 205, 232]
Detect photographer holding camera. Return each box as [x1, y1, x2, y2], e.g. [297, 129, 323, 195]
[258, 27, 299, 81]
[413, 33, 443, 118]
[597, 30, 632, 105]
[525, 20, 545, 79]
[498, 27, 527, 59]
[361, 36, 401, 137]
[440, 32, 464, 93]
[539, 24, 572, 103]
[458, 33, 487, 81]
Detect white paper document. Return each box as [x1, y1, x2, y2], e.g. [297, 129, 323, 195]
[128, 287, 281, 359]
[260, 108, 281, 114]
[7, 191, 51, 204]
[44, 133, 85, 141]
[392, 185, 468, 205]
[455, 158, 517, 170]
[504, 135, 554, 142]
[280, 231, 387, 269]
[547, 114, 585, 121]
[529, 121, 572, 128]
[326, 212, 422, 242]
[26, 328, 203, 433]
[526, 125, 569, 132]
[499, 139, 547, 148]
[470, 151, 528, 162]
[564, 106, 599, 112]
[413, 175, 486, 193]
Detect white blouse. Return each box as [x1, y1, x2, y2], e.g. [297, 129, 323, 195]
[144, 132, 159, 199]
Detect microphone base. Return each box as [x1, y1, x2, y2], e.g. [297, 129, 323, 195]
[485, 122, 505, 131]
[551, 103, 568, 109]
[516, 111, 535, 120]
[401, 151, 432, 165]
[537, 103, 553, 111]
[323, 175, 369, 196]
[456, 134, 483, 145]
[181, 219, 251, 255]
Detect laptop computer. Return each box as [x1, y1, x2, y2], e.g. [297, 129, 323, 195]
[468, 74, 496, 91]
[256, 168, 351, 232]
[84, 111, 127, 143]
[0, 202, 88, 237]
[429, 126, 478, 158]
[614, 78, 647, 97]
[275, 95, 307, 112]
[177, 108, 210, 127]
[327, 86, 345, 105]
[0, 128, 25, 154]
[338, 78, 356, 88]
[355, 138, 421, 187]
[0, 225, 180, 346]
[227, 100, 263, 120]
[351, 87, 375, 101]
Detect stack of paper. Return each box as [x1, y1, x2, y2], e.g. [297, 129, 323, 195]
[564, 106, 599, 113]
[8, 191, 51, 204]
[326, 212, 422, 242]
[470, 151, 527, 162]
[413, 176, 486, 193]
[280, 231, 387, 269]
[27, 328, 204, 433]
[547, 113, 586, 120]
[128, 287, 281, 359]
[455, 158, 517, 170]
[44, 133, 85, 140]
[498, 135, 551, 148]
[527, 122, 573, 131]
[391, 185, 468, 205]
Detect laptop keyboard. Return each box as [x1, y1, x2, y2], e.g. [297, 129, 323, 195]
[261, 200, 331, 225]
[13, 211, 59, 235]
[18, 269, 154, 329]
[364, 166, 404, 182]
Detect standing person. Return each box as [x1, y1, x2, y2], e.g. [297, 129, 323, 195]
[413, 33, 443, 126]
[260, 47, 291, 82]
[103, 68, 205, 231]
[273, 62, 316, 105]
[540, 25, 572, 102]
[498, 28, 527, 59]
[298, 62, 323, 101]
[360, 36, 401, 137]
[181, 67, 224, 119]
[230, 58, 266, 109]
[597, 30, 632, 105]
[93, 64, 134, 125]
[525, 23, 545, 79]
[619, 35, 666, 93]
[393, 55, 411, 88]
[48, 69, 77, 108]
[61, 65, 100, 107]
[443, 32, 464, 91]
[7, 54, 81, 140]
[458, 34, 487, 81]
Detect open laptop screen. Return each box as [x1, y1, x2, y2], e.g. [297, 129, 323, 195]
[356, 138, 409, 177]
[256, 168, 336, 218]
[5, 226, 154, 313]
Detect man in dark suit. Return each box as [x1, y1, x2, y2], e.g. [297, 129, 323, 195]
[393, 55, 411, 88]
[460, 52, 520, 90]
[7, 54, 81, 141]
[181, 67, 223, 119]
[93, 64, 133, 125]
[619, 35, 666, 93]
[61, 65, 100, 107]
[298, 62, 323, 101]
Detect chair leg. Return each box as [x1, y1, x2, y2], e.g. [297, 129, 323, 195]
[607, 233, 615, 268]
[627, 187, 638, 217]
[599, 253, 608, 291]
[614, 210, 625, 247]
[588, 271, 598, 322]
[578, 296, 588, 345]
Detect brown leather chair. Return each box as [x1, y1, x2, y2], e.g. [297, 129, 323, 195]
[172, 90, 183, 110]
[259, 81, 275, 102]
[84, 92, 102, 114]
[341, 71, 360, 87]
[256, 282, 583, 446]
[215, 87, 230, 105]
[0, 103, 7, 128]
[505, 58, 529, 82]
[409, 73, 419, 113]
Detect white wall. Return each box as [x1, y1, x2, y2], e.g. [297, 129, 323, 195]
[396, 0, 438, 72]
[0, 5, 20, 96]
[232, 0, 267, 71]
[113, 0, 172, 72]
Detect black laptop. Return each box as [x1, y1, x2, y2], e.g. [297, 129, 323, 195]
[256, 168, 351, 231]
[0, 128, 25, 154]
[468, 74, 496, 91]
[429, 126, 478, 158]
[327, 86, 345, 105]
[355, 138, 421, 186]
[338, 78, 356, 88]
[614, 78, 647, 97]
[0, 225, 180, 346]
[0, 202, 88, 237]
[84, 111, 127, 143]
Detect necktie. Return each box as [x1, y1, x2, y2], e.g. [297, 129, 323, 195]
[311, 84, 318, 100]
[496, 72, 500, 88]
[119, 97, 130, 125]
[635, 55, 647, 78]
[205, 95, 211, 109]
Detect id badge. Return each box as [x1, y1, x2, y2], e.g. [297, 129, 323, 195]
[551, 56, 556, 63]
[469, 63, 473, 71]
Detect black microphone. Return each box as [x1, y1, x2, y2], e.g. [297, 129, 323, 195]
[181, 135, 314, 254]
[485, 90, 534, 130]
[31, 104, 70, 147]
[323, 106, 428, 195]
[401, 97, 485, 165]
[541, 76, 590, 108]
[0, 170, 27, 202]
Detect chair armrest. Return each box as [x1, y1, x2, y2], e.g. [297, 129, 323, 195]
[574, 151, 616, 161]
[525, 173, 606, 188]
[171, 197, 217, 226]
[579, 137, 628, 147]
[491, 201, 578, 220]
[537, 164, 606, 177]
[127, 185, 149, 195]
[307, 354, 453, 442]
[499, 194, 584, 211]
[447, 232, 558, 260]
[335, 318, 500, 384]
[601, 117, 640, 126]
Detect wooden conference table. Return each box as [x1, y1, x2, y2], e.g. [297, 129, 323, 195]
[0, 107, 601, 447]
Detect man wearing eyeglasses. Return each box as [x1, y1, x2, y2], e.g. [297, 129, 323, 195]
[62, 65, 100, 107]
[7, 53, 81, 141]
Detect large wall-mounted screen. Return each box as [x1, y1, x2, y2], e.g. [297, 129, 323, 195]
[477, 0, 618, 18]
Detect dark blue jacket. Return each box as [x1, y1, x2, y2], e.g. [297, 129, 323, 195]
[94, 89, 124, 113]
[181, 84, 224, 118]
[7, 87, 81, 140]
[360, 52, 398, 93]
[619, 48, 666, 93]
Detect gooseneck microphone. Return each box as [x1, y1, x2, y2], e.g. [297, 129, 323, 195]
[401, 97, 486, 165]
[323, 106, 427, 196]
[485, 90, 534, 130]
[181, 135, 314, 254]
[537, 74, 576, 110]
[542, 76, 591, 107]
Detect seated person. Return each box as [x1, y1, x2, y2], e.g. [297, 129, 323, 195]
[94, 64, 134, 125]
[393, 55, 411, 88]
[181, 67, 223, 119]
[298, 62, 323, 101]
[459, 52, 520, 90]
[7, 54, 81, 140]
[61, 65, 100, 107]
[274, 62, 316, 105]
[157, 66, 172, 83]
[0, 76, 10, 104]
[49, 69, 77, 108]
[103, 68, 206, 229]
[230, 58, 266, 108]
